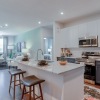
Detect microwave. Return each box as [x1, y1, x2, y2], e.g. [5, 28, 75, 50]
[79, 36, 98, 47]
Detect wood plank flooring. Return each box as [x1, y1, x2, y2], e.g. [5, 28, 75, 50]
[0, 69, 23, 100]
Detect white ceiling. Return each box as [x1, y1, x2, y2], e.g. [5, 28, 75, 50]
[0, 0, 100, 35]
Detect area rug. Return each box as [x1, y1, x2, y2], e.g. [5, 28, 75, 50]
[84, 85, 100, 100]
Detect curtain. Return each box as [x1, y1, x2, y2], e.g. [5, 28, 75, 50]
[3, 36, 8, 61]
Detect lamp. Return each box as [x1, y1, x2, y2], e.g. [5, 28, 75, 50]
[22, 48, 29, 56]
[8, 45, 14, 49]
[22, 48, 28, 53]
[7, 45, 14, 58]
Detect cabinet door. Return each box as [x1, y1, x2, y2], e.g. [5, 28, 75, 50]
[78, 23, 87, 37]
[87, 21, 98, 36]
[69, 25, 79, 48]
[97, 20, 100, 47]
[60, 28, 70, 47]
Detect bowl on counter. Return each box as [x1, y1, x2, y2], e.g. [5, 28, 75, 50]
[37, 60, 48, 66]
[59, 61, 67, 65]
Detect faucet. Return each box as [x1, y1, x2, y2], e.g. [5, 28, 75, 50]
[37, 49, 43, 61]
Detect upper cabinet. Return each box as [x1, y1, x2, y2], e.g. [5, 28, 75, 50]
[68, 25, 79, 48]
[61, 25, 79, 48]
[97, 20, 100, 47]
[78, 23, 87, 37]
[60, 28, 70, 47]
[87, 21, 98, 36]
[60, 20, 100, 48]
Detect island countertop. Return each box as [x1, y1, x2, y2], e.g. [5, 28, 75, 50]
[12, 60, 84, 100]
[14, 60, 84, 74]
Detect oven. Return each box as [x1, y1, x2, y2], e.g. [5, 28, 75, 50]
[84, 64, 96, 81]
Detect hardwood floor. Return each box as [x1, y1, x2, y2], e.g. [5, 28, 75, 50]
[0, 69, 35, 100]
[0, 69, 22, 100]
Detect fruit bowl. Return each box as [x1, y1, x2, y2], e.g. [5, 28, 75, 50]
[38, 60, 48, 66]
[59, 61, 67, 65]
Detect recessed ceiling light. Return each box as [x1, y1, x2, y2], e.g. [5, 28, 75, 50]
[38, 21, 41, 24]
[60, 12, 64, 15]
[5, 24, 8, 26]
[44, 38, 46, 39]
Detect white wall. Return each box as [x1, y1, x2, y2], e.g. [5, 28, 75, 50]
[40, 27, 53, 58]
[63, 12, 100, 28]
[41, 27, 53, 51]
[53, 22, 64, 60]
[41, 27, 53, 38]
[8, 36, 16, 46]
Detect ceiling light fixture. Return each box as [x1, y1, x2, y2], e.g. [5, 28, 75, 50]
[0, 24, 8, 28]
[38, 21, 41, 24]
[5, 24, 8, 26]
[60, 12, 64, 15]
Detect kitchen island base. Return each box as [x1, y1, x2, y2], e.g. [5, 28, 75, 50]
[15, 61, 84, 100]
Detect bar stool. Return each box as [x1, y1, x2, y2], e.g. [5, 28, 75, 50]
[8, 60, 18, 70]
[9, 66, 18, 70]
[9, 69, 26, 99]
[21, 75, 45, 100]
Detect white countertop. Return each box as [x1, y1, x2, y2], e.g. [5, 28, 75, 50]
[15, 60, 84, 74]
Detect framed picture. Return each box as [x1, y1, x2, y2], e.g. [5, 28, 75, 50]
[17, 42, 21, 52]
[21, 41, 26, 49]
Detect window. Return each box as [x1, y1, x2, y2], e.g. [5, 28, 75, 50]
[0, 38, 3, 53]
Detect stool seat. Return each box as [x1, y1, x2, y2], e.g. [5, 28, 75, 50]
[21, 75, 45, 86]
[9, 69, 26, 75]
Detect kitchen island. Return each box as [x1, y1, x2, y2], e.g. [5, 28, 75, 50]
[13, 60, 84, 100]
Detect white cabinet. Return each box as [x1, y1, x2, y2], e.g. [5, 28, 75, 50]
[78, 23, 87, 37]
[97, 20, 100, 47]
[61, 25, 79, 48]
[60, 20, 100, 48]
[58, 28, 69, 48]
[60, 28, 70, 47]
[87, 21, 98, 36]
[69, 25, 79, 48]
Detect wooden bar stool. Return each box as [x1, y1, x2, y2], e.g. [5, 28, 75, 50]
[21, 75, 45, 100]
[8, 60, 18, 70]
[9, 66, 18, 70]
[9, 69, 26, 99]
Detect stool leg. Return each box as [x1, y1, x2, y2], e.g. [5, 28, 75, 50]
[19, 74, 21, 89]
[29, 86, 32, 100]
[39, 83, 43, 100]
[22, 74, 26, 92]
[13, 75, 16, 99]
[21, 85, 25, 100]
[9, 75, 12, 93]
[33, 86, 35, 100]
